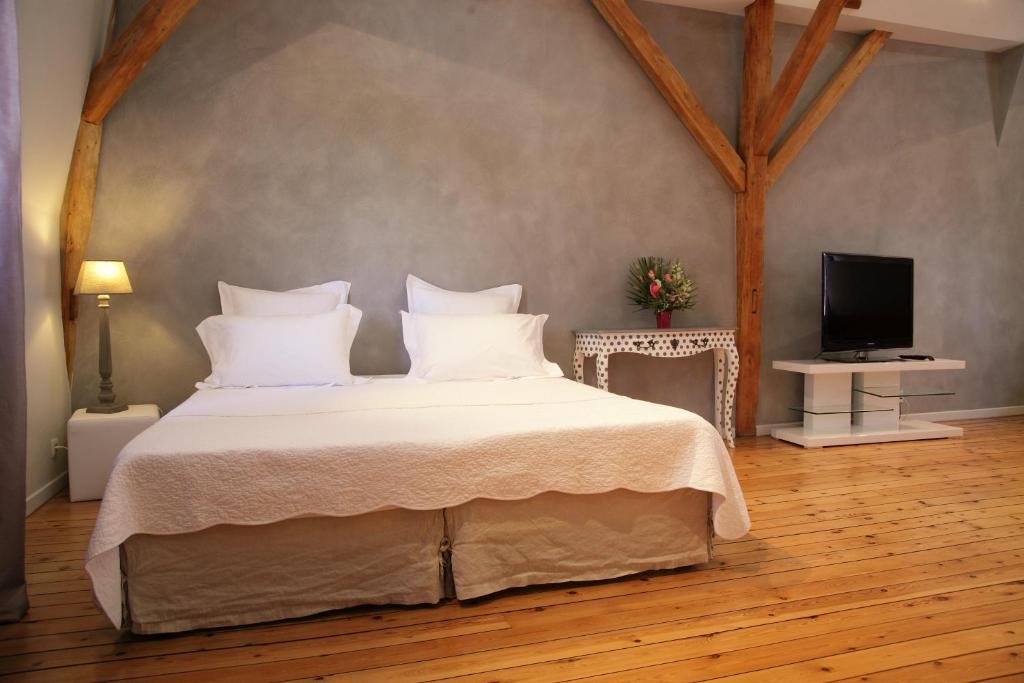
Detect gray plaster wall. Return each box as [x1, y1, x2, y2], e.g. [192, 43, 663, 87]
[75, 0, 1024, 426]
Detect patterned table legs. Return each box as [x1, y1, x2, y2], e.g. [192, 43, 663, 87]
[595, 353, 610, 391]
[723, 345, 739, 447]
[573, 351, 611, 391]
[574, 346, 738, 448]
[714, 348, 725, 443]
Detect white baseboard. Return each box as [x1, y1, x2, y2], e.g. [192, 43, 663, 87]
[25, 471, 68, 516]
[902, 405, 1024, 423]
[756, 405, 1024, 437]
[756, 420, 801, 436]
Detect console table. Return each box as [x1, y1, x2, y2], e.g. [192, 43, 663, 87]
[771, 358, 966, 448]
[573, 328, 738, 447]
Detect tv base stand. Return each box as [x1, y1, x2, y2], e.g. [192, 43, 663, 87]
[771, 358, 966, 448]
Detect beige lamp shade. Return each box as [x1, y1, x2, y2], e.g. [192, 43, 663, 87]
[74, 261, 133, 295]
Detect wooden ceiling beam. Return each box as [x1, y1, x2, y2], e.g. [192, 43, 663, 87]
[754, 0, 848, 155]
[591, 0, 747, 193]
[82, 0, 199, 124]
[768, 29, 891, 186]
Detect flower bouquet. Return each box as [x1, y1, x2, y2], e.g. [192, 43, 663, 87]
[627, 256, 696, 328]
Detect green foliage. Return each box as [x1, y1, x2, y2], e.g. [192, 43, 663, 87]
[627, 256, 697, 313]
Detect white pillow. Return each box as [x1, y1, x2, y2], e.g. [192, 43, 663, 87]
[218, 280, 351, 316]
[196, 308, 362, 388]
[404, 275, 524, 365]
[404, 313, 563, 381]
[406, 274, 521, 314]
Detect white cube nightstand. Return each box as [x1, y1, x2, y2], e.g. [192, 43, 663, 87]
[68, 404, 160, 502]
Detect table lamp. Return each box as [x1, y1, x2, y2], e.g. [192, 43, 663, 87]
[74, 260, 133, 413]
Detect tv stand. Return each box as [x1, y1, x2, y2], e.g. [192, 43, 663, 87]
[771, 358, 966, 448]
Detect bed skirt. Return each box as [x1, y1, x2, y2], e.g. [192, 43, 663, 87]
[447, 488, 712, 600]
[122, 508, 447, 634]
[120, 489, 713, 634]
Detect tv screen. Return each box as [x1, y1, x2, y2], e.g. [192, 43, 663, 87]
[822, 252, 913, 352]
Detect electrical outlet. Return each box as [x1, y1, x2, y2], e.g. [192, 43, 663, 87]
[50, 437, 60, 459]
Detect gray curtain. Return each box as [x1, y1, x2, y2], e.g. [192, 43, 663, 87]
[0, 0, 27, 623]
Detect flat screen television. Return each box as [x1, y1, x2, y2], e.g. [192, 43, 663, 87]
[821, 252, 913, 354]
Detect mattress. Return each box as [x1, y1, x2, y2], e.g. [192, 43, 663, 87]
[87, 376, 749, 629]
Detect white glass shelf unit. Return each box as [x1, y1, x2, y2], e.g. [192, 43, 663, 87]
[771, 358, 966, 448]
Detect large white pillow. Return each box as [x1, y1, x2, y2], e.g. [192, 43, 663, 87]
[218, 280, 351, 316]
[406, 274, 521, 314]
[196, 308, 362, 388]
[404, 313, 563, 381]
[404, 275, 523, 366]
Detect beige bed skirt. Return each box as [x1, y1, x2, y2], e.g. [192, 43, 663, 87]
[121, 489, 712, 634]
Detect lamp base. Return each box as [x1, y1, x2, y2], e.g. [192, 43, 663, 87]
[87, 403, 128, 414]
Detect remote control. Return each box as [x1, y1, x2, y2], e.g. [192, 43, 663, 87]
[899, 354, 934, 361]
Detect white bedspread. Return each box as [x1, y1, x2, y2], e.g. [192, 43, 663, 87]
[86, 377, 750, 628]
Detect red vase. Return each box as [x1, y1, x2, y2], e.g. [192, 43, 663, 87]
[655, 311, 673, 329]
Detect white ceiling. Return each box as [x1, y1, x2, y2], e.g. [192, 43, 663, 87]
[649, 0, 1024, 52]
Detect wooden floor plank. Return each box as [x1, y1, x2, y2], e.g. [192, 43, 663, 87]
[4, 418, 1022, 682]
[839, 644, 1024, 682]
[752, 490, 1024, 531]
[703, 620, 1024, 683]
[749, 475, 1024, 519]
[387, 598, 1024, 683]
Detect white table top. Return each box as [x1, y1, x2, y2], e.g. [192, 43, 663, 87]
[70, 404, 160, 421]
[575, 327, 735, 335]
[772, 358, 966, 374]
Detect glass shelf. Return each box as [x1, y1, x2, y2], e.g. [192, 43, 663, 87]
[854, 387, 956, 398]
[789, 406, 894, 416]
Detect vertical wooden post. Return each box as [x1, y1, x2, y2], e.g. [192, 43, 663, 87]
[735, 160, 768, 435]
[736, 0, 773, 435]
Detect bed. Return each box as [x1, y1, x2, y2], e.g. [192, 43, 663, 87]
[86, 376, 749, 634]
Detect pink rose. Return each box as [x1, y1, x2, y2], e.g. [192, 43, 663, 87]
[649, 281, 662, 297]
[664, 273, 673, 282]
[648, 270, 656, 280]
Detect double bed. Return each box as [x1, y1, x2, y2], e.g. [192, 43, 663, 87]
[86, 376, 749, 634]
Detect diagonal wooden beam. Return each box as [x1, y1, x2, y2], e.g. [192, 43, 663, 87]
[754, 0, 848, 155]
[591, 0, 746, 193]
[768, 30, 891, 186]
[82, 0, 199, 124]
[735, 0, 773, 436]
[64, 0, 197, 379]
[60, 121, 103, 376]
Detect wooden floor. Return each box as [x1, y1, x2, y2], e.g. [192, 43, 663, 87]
[3, 417, 1024, 682]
